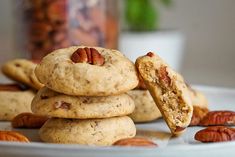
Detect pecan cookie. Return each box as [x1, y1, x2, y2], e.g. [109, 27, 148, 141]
[0, 84, 35, 120]
[127, 89, 161, 122]
[1, 59, 43, 90]
[188, 86, 208, 109]
[135, 52, 193, 135]
[188, 86, 209, 126]
[35, 46, 139, 96]
[39, 116, 136, 146]
[32, 87, 135, 119]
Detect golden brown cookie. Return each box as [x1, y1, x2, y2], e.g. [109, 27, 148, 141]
[35, 46, 139, 96]
[136, 52, 193, 135]
[188, 86, 209, 126]
[127, 90, 161, 122]
[39, 116, 136, 146]
[0, 84, 35, 121]
[1, 59, 43, 90]
[32, 87, 135, 119]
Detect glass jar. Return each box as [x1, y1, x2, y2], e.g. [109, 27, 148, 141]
[15, 0, 119, 60]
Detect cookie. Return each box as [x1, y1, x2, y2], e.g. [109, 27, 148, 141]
[135, 52, 193, 135]
[39, 116, 136, 146]
[127, 90, 161, 122]
[35, 46, 139, 96]
[32, 87, 135, 119]
[1, 59, 43, 90]
[188, 86, 209, 126]
[188, 86, 208, 109]
[0, 84, 35, 121]
[190, 106, 209, 126]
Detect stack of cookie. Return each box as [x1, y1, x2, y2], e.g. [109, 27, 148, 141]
[31, 46, 139, 146]
[0, 59, 43, 120]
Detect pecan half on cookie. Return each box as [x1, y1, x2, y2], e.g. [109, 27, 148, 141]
[71, 47, 104, 65]
[199, 110, 235, 126]
[195, 126, 235, 142]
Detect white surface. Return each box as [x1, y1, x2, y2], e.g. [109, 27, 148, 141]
[119, 31, 185, 71]
[0, 85, 235, 157]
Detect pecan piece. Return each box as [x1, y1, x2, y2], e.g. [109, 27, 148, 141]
[113, 137, 157, 147]
[71, 47, 105, 65]
[190, 106, 209, 126]
[54, 101, 71, 110]
[195, 126, 235, 142]
[146, 52, 154, 57]
[0, 131, 29, 142]
[158, 66, 171, 86]
[0, 84, 29, 91]
[11, 113, 48, 128]
[175, 126, 186, 133]
[199, 110, 235, 126]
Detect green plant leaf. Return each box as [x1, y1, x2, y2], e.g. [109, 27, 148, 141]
[161, 0, 172, 7]
[125, 0, 172, 31]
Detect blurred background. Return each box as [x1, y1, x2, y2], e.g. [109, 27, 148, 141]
[0, 0, 234, 87]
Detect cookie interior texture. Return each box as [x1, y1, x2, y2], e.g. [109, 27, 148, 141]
[136, 54, 193, 135]
[31, 87, 135, 119]
[35, 46, 139, 96]
[127, 90, 162, 122]
[39, 116, 136, 146]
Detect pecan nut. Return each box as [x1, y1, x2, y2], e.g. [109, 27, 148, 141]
[195, 126, 235, 142]
[190, 106, 209, 126]
[158, 66, 171, 86]
[54, 101, 71, 110]
[174, 126, 186, 133]
[0, 131, 29, 142]
[199, 110, 235, 126]
[11, 112, 48, 128]
[113, 137, 157, 147]
[71, 47, 105, 65]
[146, 52, 154, 57]
[0, 84, 29, 91]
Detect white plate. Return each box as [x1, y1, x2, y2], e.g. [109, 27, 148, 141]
[0, 85, 235, 157]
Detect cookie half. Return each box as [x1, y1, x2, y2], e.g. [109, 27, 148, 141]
[1, 59, 43, 90]
[32, 87, 135, 119]
[127, 90, 161, 122]
[39, 116, 136, 146]
[35, 46, 139, 96]
[0, 84, 35, 120]
[136, 52, 193, 135]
